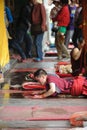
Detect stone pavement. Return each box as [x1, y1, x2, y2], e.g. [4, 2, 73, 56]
[0, 55, 87, 130]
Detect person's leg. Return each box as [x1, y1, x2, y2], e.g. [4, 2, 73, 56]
[15, 28, 26, 44]
[34, 33, 44, 60]
[61, 43, 70, 58]
[72, 27, 78, 47]
[9, 39, 26, 59]
[9, 28, 27, 60]
[55, 32, 62, 59]
[70, 30, 74, 42]
[24, 32, 33, 58]
[65, 30, 74, 48]
[58, 33, 70, 58]
[78, 28, 83, 40]
[65, 30, 71, 48]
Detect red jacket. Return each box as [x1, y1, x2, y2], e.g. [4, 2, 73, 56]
[52, 5, 70, 27]
[32, 3, 47, 29]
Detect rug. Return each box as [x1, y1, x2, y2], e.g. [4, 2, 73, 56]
[0, 106, 87, 121]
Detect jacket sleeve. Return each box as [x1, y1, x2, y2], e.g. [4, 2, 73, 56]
[57, 6, 70, 26]
[5, 6, 13, 23]
[40, 4, 46, 27]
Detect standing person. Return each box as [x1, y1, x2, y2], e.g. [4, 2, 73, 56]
[9, 0, 33, 61]
[65, 0, 78, 48]
[50, 0, 62, 36]
[25, 68, 87, 98]
[70, 37, 85, 76]
[72, 1, 83, 47]
[52, 0, 70, 60]
[31, 0, 47, 62]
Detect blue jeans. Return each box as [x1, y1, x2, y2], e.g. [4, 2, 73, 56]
[9, 28, 33, 59]
[24, 31, 33, 58]
[34, 33, 44, 60]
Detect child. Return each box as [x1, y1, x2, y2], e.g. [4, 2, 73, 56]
[30, 68, 87, 98]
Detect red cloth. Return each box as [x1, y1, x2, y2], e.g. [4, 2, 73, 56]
[56, 71, 72, 78]
[82, 79, 87, 95]
[70, 111, 87, 127]
[52, 5, 70, 27]
[71, 76, 87, 96]
[22, 82, 45, 90]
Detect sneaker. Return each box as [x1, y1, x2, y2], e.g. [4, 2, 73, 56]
[33, 58, 43, 62]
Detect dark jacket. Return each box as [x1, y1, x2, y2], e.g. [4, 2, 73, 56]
[17, 3, 33, 31]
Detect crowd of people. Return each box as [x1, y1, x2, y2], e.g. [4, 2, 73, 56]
[50, 0, 86, 76]
[4, 1, 87, 128]
[50, 0, 83, 58]
[5, 0, 47, 62]
[5, 0, 86, 75]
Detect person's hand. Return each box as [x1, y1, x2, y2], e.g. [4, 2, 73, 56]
[32, 91, 40, 95]
[27, 73, 34, 79]
[41, 25, 47, 32]
[79, 24, 82, 29]
[32, 95, 44, 99]
[80, 40, 85, 48]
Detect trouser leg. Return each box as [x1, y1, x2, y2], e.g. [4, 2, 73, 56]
[34, 33, 44, 60]
[65, 30, 74, 48]
[56, 32, 69, 58]
[9, 39, 26, 59]
[55, 32, 62, 57]
[24, 32, 33, 58]
[9, 28, 27, 59]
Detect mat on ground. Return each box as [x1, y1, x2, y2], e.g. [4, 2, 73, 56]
[0, 106, 87, 121]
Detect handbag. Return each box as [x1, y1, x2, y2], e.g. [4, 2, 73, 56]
[52, 26, 58, 33]
[31, 23, 42, 35]
[51, 24, 59, 33]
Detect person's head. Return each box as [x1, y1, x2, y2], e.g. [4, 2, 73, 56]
[53, 0, 60, 6]
[60, 0, 68, 5]
[31, 0, 38, 5]
[70, 0, 77, 3]
[34, 69, 47, 85]
[27, 0, 33, 6]
[77, 37, 85, 48]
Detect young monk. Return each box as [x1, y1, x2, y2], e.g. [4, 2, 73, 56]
[30, 68, 87, 98]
